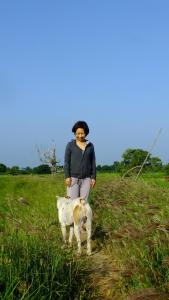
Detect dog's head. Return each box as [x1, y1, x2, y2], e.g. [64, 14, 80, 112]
[56, 195, 71, 210]
[56, 196, 64, 210]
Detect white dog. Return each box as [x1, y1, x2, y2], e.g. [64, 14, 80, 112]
[56, 196, 92, 255]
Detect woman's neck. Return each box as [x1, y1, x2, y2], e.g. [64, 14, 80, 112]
[76, 139, 86, 144]
[75, 139, 87, 150]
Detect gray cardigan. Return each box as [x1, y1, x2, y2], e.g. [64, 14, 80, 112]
[64, 140, 96, 180]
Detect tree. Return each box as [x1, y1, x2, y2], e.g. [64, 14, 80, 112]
[96, 165, 102, 171]
[122, 148, 150, 168]
[164, 163, 169, 176]
[0, 163, 7, 173]
[112, 161, 122, 172]
[36, 144, 59, 175]
[121, 148, 163, 177]
[20, 167, 33, 174]
[149, 157, 163, 171]
[9, 166, 20, 175]
[33, 164, 51, 174]
[101, 165, 112, 171]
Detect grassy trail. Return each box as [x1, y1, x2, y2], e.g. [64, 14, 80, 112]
[85, 174, 169, 299]
[1, 173, 169, 299]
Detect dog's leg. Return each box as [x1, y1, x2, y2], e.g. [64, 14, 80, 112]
[74, 224, 81, 255]
[86, 220, 92, 255]
[69, 225, 74, 246]
[61, 225, 67, 244]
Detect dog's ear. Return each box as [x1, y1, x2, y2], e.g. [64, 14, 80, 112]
[80, 198, 86, 205]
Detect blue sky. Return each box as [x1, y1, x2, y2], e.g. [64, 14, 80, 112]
[0, 0, 169, 167]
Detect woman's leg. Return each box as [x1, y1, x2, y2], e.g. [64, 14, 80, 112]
[67, 177, 80, 199]
[79, 178, 91, 201]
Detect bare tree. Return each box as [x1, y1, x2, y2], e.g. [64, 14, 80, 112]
[36, 143, 59, 175]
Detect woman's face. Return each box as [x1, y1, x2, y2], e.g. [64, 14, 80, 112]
[75, 128, 86, 142]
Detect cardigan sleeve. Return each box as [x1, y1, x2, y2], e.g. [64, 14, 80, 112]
[91, 145, 96, 180]
[64, 143, 71, 178]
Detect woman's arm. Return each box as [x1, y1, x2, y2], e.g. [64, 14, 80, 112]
[91, 145, 96, 183]
[64, 143, 71, 179]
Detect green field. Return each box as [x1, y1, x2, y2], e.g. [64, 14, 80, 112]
[1, 173, 169, 299]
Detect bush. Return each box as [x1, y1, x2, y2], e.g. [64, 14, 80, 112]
[32, 164, 51, 174]
[0, 163, 7, 174]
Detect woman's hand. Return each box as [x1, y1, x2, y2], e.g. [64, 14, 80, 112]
[65, 177, 72, 187]
[91, 179, 96, 188]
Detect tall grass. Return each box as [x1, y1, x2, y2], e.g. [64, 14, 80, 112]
[1, 173, 169, 299]
[0, 175, 92, 299]
[1, 235, 85, 299]
[91, 175, 169, 298]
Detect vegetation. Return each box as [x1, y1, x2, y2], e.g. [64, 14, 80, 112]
[91, 173, 169, 299]
[0, 175, 92, 299]
[164, 163, 169, 176]
[97, 148, 165, 175]
[0, 147, 168, 176]
[1, 173, 169, 299]
[0, 164, 7, 174]
[32, 164, 51, 174]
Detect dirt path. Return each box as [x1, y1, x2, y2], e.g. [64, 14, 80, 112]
[87, 248, 123, 300]
[80, 235, 168, 300]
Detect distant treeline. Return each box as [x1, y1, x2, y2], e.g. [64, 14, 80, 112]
[1, 148, 169, 175]
[0, 164, 63, 175]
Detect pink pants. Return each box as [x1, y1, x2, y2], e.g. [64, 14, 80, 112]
[67, 177, 91, 201]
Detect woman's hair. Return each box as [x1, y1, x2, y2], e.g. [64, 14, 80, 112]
[72, 121, 89, 136]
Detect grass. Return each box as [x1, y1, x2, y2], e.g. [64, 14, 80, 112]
[1, 236, 82, 300]
[91, 174, 169, 298]
[1, 173, 169, 299]
[0, 174, 92, 299]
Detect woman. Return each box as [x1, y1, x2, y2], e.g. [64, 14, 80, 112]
[64, 120, 96, 201]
